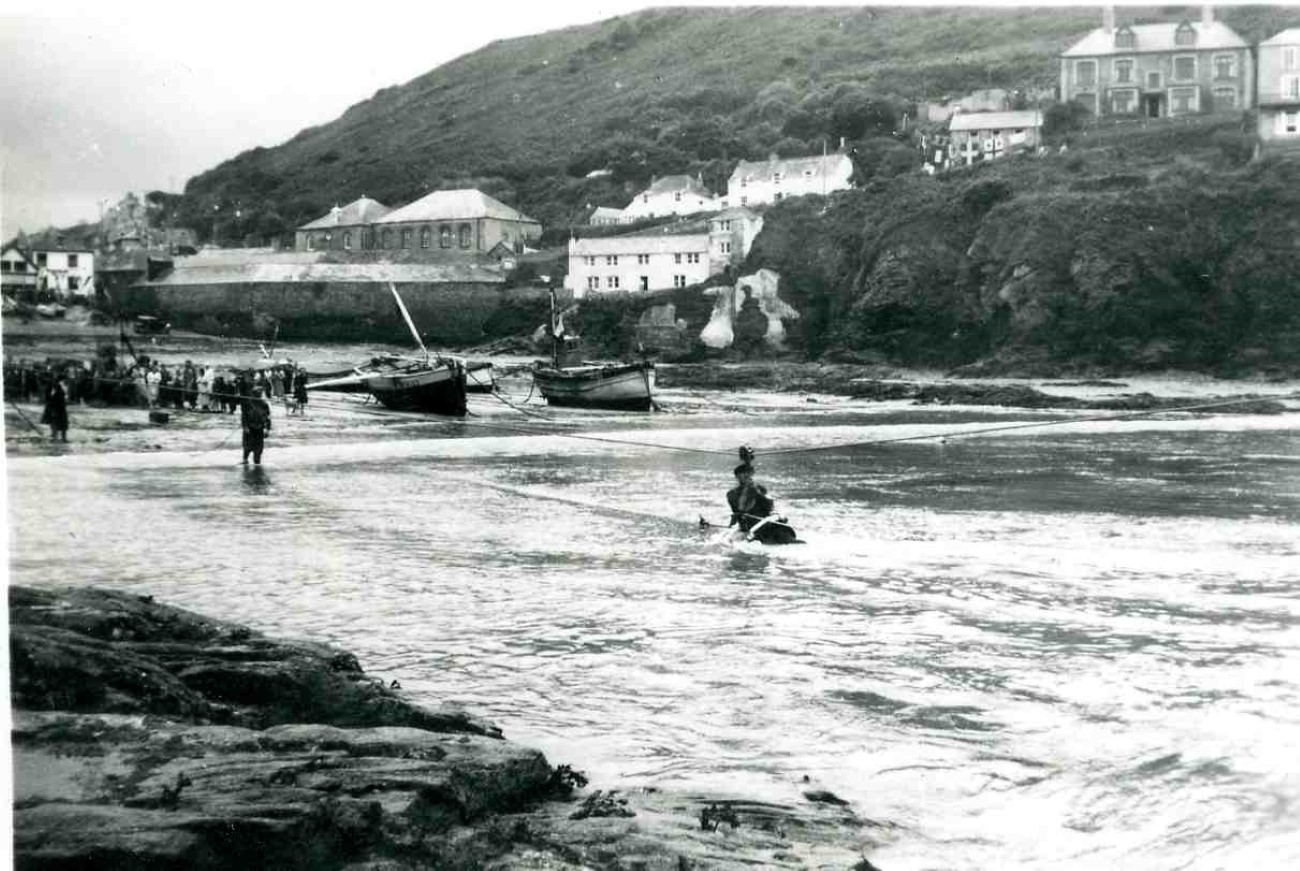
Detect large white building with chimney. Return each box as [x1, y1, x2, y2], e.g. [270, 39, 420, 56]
[1060, 5, 1253, 118]
[722, 153, 854, 210]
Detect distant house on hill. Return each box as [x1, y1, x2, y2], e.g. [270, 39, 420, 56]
[723, 153, 853, 209]
[1256, 28, 1300, 154]
[620, 175, 716, 222]
[1060, 6, 1253, 119]
[565, 229, 712, 297]
[949, 110, 1045, 165]
[295, 197, 391, 252]
[588, 206, 624, 226]
[372, 189, 541, 254]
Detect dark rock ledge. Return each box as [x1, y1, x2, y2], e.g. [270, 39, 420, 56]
[11, 586, 892, 870]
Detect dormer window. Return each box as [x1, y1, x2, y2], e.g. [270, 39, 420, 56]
[1175, 22, 1196, 47]
[1114, 26, 1135, 49]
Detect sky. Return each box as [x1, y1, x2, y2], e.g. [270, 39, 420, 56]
[0, 0, 1215, 236]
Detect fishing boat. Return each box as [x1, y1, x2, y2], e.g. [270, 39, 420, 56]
[532, 291, 655, 411]
[306, 285, 467, 416]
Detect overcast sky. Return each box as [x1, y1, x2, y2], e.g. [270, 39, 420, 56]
[1, 0, 1130, 235]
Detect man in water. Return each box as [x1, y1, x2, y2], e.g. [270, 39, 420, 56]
[726, 462, 797, 544]
[241, 386, 272, 465]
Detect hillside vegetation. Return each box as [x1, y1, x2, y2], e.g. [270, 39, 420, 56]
[162, 5, 1299, 243]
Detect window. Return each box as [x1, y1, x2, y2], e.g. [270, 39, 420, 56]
[740, 196, 748, 206]
[741, 176, 749, 187]
[1284, 75, 1300, 100]
[68, 276, 79, 290]
[636, 254, 649, 265]
[1114, 58, 1134, 84]
[674, 253, 682, 264]
[720, 241, 732, 255]
[605, 255, 618, 266]
[1114, 26, 1135, 49]
[1111, 88, 1138, 114]
[1175, 22, 1196, 47]
[324, 233, 332, 247]
[458, 224, 472, 248]
[674, 192, 682, 202]
[401, 228, 413, 249]
[440, 225, 452, 248]
[673, 275, 686, 288]
[642, 195, 649, 203]
[721, 220, 732, 231]
[1170, 86, 1199, 115]
[1147, 70, 1162, 89]
[774, 192, 783, 202]
[586, 276, 599, 290]
[68, 254, 79, 268]
[773, 172, 782, 184]
[343, 231, 352, 249]
[606, 275, 619, 289]
[803, 170, 813, 180]
[0, 261, 8, 272]
[1076, 60, 1097, 88]
[1282, 111, 1300, 135]
[584, 256, 596, 266]
[420, 226, 432, 249]
[36, 253, 46, 266]
[686, 253, 700, 264]
[1213, 87, 1237, 109]
[1285, 47, 1298, 71]
[13, 261, 26, 272]
[1173, 55, 1196, 82]
[1213, 53, 1236, 80]
[639, 276, 649, 291]
[382, 229, 394, 250]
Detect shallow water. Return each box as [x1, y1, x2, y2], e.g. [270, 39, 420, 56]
[8, 390, 1300, 870]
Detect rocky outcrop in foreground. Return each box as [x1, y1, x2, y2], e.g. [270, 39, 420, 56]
[11, 586, 888, 870]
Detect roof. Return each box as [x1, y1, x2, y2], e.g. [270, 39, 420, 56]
[298, 197, 391, 231]
[23, 238, 94, 254]
[589, 206, 623, 220]
[375, 189, 538, 225]
[950, 110, 1044, 132]
[709, 207, 760, 223]
[145, 259, 505, 287]
[729, 153, 852, 183]
[1262, 28, 1300, 46]
[638, 175, 712, 197]
[570, 233, 709, 256]
[1062, 21, 1249, 57]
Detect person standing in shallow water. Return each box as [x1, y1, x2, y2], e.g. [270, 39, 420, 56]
[41, 376, 69, 442]
[240, 387, 272, 465]
[727, 462, 774, 533]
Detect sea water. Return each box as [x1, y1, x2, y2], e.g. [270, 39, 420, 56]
[7, 387, 1300, 870]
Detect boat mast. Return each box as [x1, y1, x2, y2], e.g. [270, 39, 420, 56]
[549, 288, 559, 368]
[389, 282, 430, 364]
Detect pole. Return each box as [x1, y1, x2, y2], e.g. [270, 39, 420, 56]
[549, 289, 559, 368]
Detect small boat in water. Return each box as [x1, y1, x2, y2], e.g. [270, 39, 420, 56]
[532, 291, 655, 411]
[306, 285, 467, 416]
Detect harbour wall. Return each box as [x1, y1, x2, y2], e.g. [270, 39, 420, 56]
[118, 280, 552, 345]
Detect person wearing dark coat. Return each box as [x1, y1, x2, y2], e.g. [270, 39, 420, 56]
[293, 368, 309, 409]
[241, 387, 272, 465]
[41, 378, 69, 442]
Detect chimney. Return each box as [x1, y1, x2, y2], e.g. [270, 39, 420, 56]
[1201, 5, 1213, 24]
[1102, 5, 1115, 33]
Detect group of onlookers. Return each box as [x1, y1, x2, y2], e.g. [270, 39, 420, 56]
[4, 354, 311, 442]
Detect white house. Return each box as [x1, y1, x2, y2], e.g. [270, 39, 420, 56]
[707, 208, 763, 275]
[620, 174, 717, 222]
[724, 153, 854, 209]
[588, 206, 624, 226]
[948, 110, 1045, 165]
[565, 232, 712, 298]
[10, 241, 96, 298]
[1257, 28, 1300, 154]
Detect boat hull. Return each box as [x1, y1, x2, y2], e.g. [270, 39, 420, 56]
[368, 364, 467, 415]
[533, 363, 655, 411]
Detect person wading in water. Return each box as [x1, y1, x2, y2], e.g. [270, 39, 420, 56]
[726, 454, 797, 544]
[241, 386, 272, 465]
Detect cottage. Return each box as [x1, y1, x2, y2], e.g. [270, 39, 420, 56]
[1, 242, 38, 296]
[1257, 28, 1300, 154]
[620, 175, 717, 222]
[1060, 6, 1253, 118]
[565, 231, 712, 297]
[949, 110, 1045, 165]
[707, 208, 763, 275]
[7, 240, 96, 299]
[372, 189, 541, 254]
[588, 206, 624, 226]
[724, 153, 853, 209]
[295, 197, 391, 252]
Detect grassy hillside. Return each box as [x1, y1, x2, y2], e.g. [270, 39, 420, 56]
[161, 5, 1299, 244]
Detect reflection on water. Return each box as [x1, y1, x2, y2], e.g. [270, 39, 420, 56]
[8, 402, 1300, 870]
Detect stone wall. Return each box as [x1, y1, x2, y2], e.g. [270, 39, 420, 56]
[118, 280, 551, 345]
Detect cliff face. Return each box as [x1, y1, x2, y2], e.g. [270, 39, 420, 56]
[747, 140, 1300, 375]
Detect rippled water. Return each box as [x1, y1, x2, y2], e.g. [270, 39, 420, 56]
[8, 391, 1300, 869]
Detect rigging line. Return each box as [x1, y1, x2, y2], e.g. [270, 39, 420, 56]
[6, 400, 46, 435]
[759, 391, 1300, 456]
[447, 416, 733, 456]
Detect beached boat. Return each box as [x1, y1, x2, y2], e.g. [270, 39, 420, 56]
[532, 291, 655, 411]
[305, 285, 468, 416]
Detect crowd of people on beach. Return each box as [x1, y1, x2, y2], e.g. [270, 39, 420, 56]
[4, 353, 310, 444]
